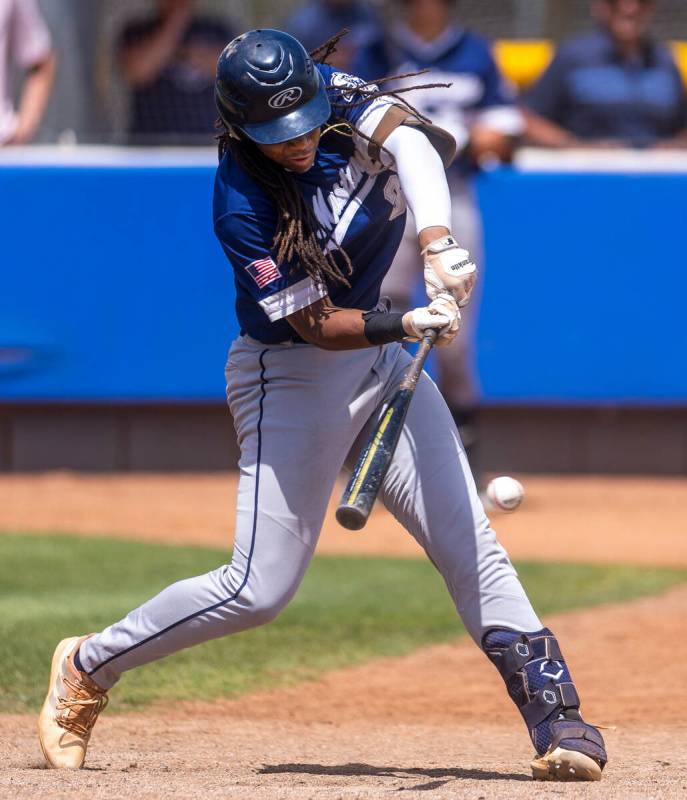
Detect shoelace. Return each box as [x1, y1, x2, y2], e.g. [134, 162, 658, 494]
[56, 676, 109, 738]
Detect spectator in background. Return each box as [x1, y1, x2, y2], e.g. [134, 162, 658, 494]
[118, 0, 234, 145]
[282, 0, 388, 80]
[0, 0, 55, 145]
[379, 0, 523, 480]
[522, 0, 687, 149]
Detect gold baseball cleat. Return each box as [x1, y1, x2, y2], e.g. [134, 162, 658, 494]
[38, 635, 108, 769]
[531, 746, 603, 781]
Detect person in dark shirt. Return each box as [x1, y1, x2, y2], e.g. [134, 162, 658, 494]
[522, 0, 687, 149]
[118, 0, 234, 145]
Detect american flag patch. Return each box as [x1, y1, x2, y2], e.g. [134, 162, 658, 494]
[245, 257, 281, 288]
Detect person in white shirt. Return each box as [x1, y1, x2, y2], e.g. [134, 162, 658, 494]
[0, 0, 54, 145]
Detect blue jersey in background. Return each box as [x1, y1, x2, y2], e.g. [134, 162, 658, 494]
[522, 27, 687, 147]
[357, 23, 522, 176]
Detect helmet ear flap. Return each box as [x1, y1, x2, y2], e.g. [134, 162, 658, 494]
[215, 81, 249, 126]
[215, 108, 244, 140]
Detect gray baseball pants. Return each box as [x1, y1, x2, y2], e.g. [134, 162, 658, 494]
[80, 337, 540, 689]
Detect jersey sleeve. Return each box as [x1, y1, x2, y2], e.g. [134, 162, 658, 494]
[10, 0, 51, 69]
[363, 101, 457, 169]
[319, 62, 383, 129]
[317, 64, 456, 168]
[214, 209, 326, 323]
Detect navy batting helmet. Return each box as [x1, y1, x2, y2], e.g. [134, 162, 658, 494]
[215, 29, 331, 145]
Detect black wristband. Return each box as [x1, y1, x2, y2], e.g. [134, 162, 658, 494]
[362, 310, 406, 345]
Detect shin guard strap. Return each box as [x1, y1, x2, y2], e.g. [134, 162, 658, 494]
[521, 681, 580, 729]
[496, 633, 564, 682]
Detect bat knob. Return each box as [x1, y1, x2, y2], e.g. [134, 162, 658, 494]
[335, 503, 368, 531]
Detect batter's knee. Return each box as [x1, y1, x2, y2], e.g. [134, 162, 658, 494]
[224, 571, 296, 629]
[204, 587, 292, 635]
[214, 559, 304, 630]
[242, 593, 289, 627]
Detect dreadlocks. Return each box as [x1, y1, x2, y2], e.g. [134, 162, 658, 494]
[217, 129, 351, 287]
[216, 29, 448, 290]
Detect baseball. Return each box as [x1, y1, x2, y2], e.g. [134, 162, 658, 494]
[486, 476, 524, 512]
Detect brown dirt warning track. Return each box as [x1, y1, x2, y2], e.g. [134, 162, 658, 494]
[1, 472, 686, 799]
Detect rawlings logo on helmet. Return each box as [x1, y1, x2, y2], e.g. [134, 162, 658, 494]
[268, 87, 303, 109]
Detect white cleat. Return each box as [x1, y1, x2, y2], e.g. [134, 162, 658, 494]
[37, 635, 108, 769]
[531, 746, 603, 781]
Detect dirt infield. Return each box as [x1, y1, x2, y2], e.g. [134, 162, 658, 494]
[2, 472, 686, 798]
[3, 586, 686, 798]
[1, 471, 686, 565]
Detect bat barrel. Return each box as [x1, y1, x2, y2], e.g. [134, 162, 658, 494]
[336, 329, 438, 532]
[336, 400, 403, 530]
[336, 387, 410, 530]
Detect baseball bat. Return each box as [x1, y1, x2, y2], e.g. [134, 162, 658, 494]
[336, 328, 438, 531]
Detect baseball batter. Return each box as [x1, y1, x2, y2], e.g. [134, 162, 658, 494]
[38, 29, 607, 782]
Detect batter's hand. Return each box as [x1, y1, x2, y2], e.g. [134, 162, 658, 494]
[422, 235, 477, 308]
[402, 293, 460, 346]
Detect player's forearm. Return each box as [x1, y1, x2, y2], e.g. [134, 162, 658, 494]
[650, 130, 687, 149]
[468, 126, 517, 164]
[287, 296, 457, 351]
[287, 301, 376, 350]
[385, 127, 477, 307]
[384, 125, 452, 236]
[119, 4, 191, 87]
[7, 54, 55, 145]
[521, 108, 582, 148]
[419, 226, 449, 249]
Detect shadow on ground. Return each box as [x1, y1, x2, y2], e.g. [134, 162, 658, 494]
[259, 762, 530, 783]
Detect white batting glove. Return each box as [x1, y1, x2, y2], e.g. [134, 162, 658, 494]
[422, 235, 477, 308]
[402, 293, 460, 347]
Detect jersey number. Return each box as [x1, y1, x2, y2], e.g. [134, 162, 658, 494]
[384, 174, 406, 221]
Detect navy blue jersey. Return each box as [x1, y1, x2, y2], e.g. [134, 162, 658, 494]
[368, 25, 521, 175]
[522, 28, 687, 147]
[213, 64, 407, 344]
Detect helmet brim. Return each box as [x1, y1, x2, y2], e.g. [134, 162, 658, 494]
[238, 81, 332, 146]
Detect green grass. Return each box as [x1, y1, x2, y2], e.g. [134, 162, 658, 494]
[1, 533, 684, 713]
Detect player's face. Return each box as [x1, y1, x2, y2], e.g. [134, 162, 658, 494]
[594, 0, 655, 45]
[256, 129, 322, 173]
